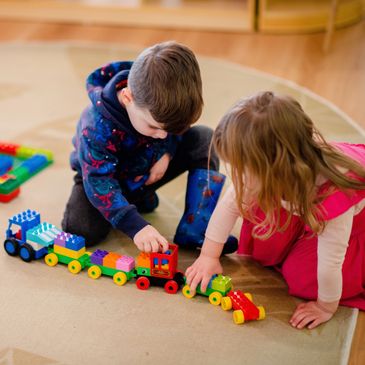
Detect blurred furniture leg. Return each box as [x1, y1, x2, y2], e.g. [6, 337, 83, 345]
[323, 0, 339, 52]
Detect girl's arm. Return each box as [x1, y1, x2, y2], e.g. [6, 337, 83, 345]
[317, 206, 354, 304]
[185, 185, 240, 292]
[290, 206, 355, 329]
[205, 184, 241, 243]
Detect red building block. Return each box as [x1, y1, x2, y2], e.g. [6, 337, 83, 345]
[221, 290, 265, 324]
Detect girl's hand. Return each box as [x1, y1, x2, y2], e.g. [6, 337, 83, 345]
[185, 253, 223, 293]
[133, 225, 169, 253]
[290, 300, 338, 329]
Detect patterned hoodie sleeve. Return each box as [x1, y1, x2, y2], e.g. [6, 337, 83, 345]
[78, 111, 150, 239]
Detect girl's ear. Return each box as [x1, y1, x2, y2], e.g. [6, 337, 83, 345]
[119, 87, 133, 106]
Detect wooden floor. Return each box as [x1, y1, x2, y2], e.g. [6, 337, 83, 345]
[0, 18, 364, 364]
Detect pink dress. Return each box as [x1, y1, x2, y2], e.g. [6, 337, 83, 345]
[238, 143, 365, 310]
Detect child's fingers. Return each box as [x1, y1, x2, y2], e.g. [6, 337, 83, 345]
[200, 275, 211, 293]
[185, 269, 194, 286]
[296, 314, 316, 329]
[290, 311, 308, 327]
[289, 309, 302, 325]
[185, 267, 197, 283]
[156, 234, 168, 249]
[143, 241, 152, 253]
[146, 173, 164, 185]
[190, 273, 202, 293]
[145, 173, 159, 185]
[150, 239, 160, 253]
[145, 175, 155, 185]
[134, 175, 143, 182]
[158, 239, 169, 253]
[135, 242, 144, 251]
[186, 269, 197, 288]
[291, 305, 306, 320]
[307, 318, 322, 329]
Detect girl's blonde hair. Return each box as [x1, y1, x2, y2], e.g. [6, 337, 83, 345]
[213, 91, 365, 239]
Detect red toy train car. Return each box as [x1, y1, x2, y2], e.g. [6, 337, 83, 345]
[221, 290, 265, 324]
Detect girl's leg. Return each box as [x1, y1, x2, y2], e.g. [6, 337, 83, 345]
[281, 230, 365, 308]
[280, 234, 318, 300]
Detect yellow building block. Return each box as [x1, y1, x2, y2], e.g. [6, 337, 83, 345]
[54, 245, 85, 259]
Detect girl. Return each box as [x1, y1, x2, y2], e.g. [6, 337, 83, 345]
[185, 91, 365, 329]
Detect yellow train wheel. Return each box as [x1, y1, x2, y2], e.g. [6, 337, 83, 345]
[88, 265, 102, 279]
[45, 253, 58, 267]
[244, 293, 253, 301]
[258, 306, 266, 320]
[113, 272, 127, 286]
[233, 310, 245, 325]
[221, 296, 232, 311]
[182, 285, 195, 299]
[68, 260, 82, 274]
[209, 291, 223, 306]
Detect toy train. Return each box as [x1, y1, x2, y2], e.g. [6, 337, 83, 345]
[4, 209, 265, 324]
[4, 209, 184, 293]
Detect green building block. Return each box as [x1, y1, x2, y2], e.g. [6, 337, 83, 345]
[47, 249, 90, 269]
[136, 267, 150, 276]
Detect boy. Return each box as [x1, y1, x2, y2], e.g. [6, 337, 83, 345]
[62, 41, 237, 254]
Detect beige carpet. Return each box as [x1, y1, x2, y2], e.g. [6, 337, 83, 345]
[0, 42, 361, 365]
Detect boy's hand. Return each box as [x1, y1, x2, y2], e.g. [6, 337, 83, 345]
[185, 253, 223, 293]
[134, 225, 169, 253]
[134, 153, 170, 186]
[289, 299, 338, 329]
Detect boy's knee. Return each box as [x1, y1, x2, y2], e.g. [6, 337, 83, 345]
[184, 126, 219, 170]
[61, 216, 109, 247]
[188, 125, 213, 145]
[62, 180, 111, 246]
[62, 199, 111, 247]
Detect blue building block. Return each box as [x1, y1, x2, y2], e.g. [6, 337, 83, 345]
[66, 235, 84, 251]
[26, 222, 61, 247]
[9, 209, 40, 226]
[0, 155, 13, 175]
[22, 154, 48, 174]
[54, 232, 85, 251]
[8, 209, 40, 238]
[6, 210, 41, 243]
[34, 246, 48, 259]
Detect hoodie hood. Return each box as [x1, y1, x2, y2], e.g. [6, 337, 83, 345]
[86, 61, 134, 131]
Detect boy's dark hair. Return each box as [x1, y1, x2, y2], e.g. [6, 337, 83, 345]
[128, 41, 203, 134]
